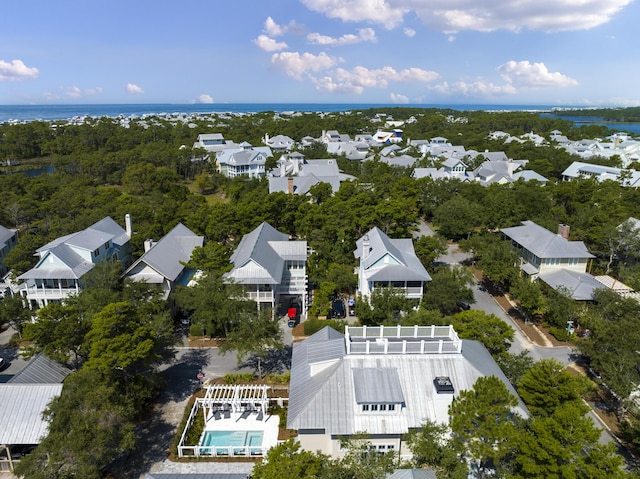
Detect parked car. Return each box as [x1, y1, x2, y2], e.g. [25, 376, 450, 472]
[329, 299, 346, 319]
[457, 301, 471, 311]
[287, 301, 301, 327]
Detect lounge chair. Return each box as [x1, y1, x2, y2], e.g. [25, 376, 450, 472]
[256, 411, 264, 421]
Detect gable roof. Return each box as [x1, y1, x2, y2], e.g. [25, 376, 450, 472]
[124, 223, 203, 282]
[8, 353, 71, 384]
[227, 222, 306, 285]
[0, 225, 17, 248]
[36, 216, 128, 254]
[501, 221, 594, 260]
[355, 227, 431, 282]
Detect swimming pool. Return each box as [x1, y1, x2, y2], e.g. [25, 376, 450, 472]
[200, 430, 264, 448]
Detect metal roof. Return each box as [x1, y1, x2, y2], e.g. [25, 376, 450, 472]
[227, 223, 306, 285]
[387, 470, 437, 479]
[501, 220, 595, 259]
[0, 384, 63, 445]
[355, 228, 431, 282]
[0, 225, 17, 248]
[538, 269, 605, 300]
[8, 353, 71, 384]
[287, 327, 528, 436]
[353, 368, 405, 404]
[124, 223, 203, 282]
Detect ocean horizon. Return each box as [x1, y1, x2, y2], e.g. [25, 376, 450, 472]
[0, 102, 575, 123]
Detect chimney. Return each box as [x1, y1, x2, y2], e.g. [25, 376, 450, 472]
[558, 224, 570, 240]
[125, 214, 133, 238]
[144, 239, 156, 252]
[362, 234, 370, 259]
[287, 177, 295, 195]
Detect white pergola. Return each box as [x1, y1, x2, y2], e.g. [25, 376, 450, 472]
[200, 384, 269, 422]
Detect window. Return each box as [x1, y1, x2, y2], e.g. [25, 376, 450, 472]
[379, 404, 387, 411]
[362, 404, 369, 412]
[371, 404, 378, 411]
[93, 248, 100, 257]
[388, 404, 395, 411]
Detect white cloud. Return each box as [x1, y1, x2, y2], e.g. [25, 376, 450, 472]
[126, 83, 144, 94]
[196, 94, 214, 104]
[313, 65, 439, 94]
[65, 86, 103, 98]
[254, 34, 288, 52]
[430, 80, 517, 96]
[429, 60, 577, 97]
[263, 16, 304, 36]
[403, 27, 416, 38]
[301, 0, 633, 33]
[0, 59, 39, 81]
[498, 60, 578, 89]
[301, 0, 407, 29]
[307, 27, 376, 46]
[270, 51, 338, 80]
[390, 92, 409, 103]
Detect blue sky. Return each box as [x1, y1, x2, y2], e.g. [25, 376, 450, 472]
[1, 0, 638, 106]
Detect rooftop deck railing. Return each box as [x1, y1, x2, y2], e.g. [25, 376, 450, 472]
[345, 325, 462, 355]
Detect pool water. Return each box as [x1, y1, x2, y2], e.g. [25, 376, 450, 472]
[201, 430, 263, 448]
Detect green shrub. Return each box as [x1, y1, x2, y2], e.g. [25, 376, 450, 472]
[189, 323, 205, 336]
[265, 371, 290, 384]
[223, 372, 255, 384]
[549, 326, 572, 342]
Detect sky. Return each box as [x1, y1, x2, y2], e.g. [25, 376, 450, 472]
[2, 0, 639, 106]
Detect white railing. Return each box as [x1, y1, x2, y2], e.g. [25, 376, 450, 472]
[244, 291, 274, 300]
[21, 284, 79, 299]
[180, 445, 266, 458]
[345, 325, 462, 355]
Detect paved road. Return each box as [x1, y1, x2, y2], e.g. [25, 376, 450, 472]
[437, 245, 618, 447]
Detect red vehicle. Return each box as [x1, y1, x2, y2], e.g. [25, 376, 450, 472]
[287, 304, 300, 327]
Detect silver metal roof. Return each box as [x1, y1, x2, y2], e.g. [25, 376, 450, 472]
[0, 384, 63, 445]
[0, 225, 17, 248]
[288, 327, 528, 436]
[227, 223, 306, 285]
[538, 269, 605, 300]
[8, 353, 71, 384]
[355, 227, 431, 282]
[353, 368, 405, 404]
[387, 469, 437, 479]
[501, 220, 595, 259]
[124, 223, 203, 282]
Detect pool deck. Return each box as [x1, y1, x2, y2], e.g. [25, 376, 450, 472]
[203, 411, 280, 452]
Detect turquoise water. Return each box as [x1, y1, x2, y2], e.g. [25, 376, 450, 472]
[201, 430, 263, 448]
[0, 103, 574, 123]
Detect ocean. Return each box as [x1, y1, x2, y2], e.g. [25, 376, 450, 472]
[2, 103, 639, 134]
[0, 103, 568, 123]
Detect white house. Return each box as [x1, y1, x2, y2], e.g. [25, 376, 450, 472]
[18, 215, 132, 308]
[287, 325, 528, 459]
[226, 222, 308, 314]
[354, 227, 431, 301]
[123, 223, 203, 300]
[264, 134, 295, 153]
[501, 221, 601, 300]
[216, 142, 272, 179]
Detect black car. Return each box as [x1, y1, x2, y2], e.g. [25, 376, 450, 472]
[329, 299, 346, 319]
